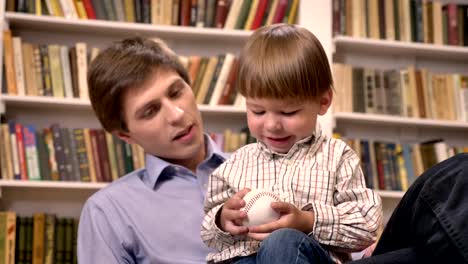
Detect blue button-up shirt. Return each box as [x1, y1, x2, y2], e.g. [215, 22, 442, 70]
[78, 135, 226, 264]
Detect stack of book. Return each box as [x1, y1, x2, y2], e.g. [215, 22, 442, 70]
[0, 211, 78, 264]
[0, 119, 145, 183]
[333, 0, 468, 46]
[332, 63, 468, 122]
[9, 0, 300, 30]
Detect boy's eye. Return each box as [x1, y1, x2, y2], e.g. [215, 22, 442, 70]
[281, 110, 298, 116]
[251, 110, 265, 115]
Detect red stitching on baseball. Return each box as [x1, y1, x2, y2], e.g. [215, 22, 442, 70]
[244, 191, 279, 214]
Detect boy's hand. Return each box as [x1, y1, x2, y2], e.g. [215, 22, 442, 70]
[218, 188, 250, 235]
[246, 201, 315, 241]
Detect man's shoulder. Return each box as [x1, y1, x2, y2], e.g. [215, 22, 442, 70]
[85, 169, 145, 207]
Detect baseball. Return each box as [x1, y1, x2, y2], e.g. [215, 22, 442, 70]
[242, 189, 280, 227]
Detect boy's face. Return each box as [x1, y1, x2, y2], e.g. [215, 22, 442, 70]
[246, 90, 332, 154]
[117, 68, 205, 170]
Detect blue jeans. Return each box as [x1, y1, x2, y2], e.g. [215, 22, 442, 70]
[350, 153, 468, 263]
[233, 228, 333, 264]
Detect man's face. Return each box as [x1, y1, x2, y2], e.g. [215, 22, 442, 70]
[246, 91, 331, 153]
[117, 69, 205, 170]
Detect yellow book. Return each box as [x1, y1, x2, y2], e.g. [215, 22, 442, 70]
[243, 0, 259, 30]
[265, 0, 279, 26]
[105, 132, 119, 181]
[287, 0, 299, 24]
[73, 0, 88, 19]
[32, 213, 45, 264]
[83, 128, 97, 182]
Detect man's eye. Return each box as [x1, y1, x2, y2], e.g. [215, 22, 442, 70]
[142, 107, 157, 118]
[169, 88, 182, 98]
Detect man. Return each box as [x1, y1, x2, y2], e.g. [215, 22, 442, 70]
[77, 37, 226, 263]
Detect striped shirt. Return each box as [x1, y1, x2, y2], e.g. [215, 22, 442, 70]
[201, 131, 383, 263]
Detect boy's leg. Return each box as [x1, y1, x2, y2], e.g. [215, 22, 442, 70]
[256, 228, 333, 264]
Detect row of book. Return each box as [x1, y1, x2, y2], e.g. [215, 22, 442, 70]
[2, 31, 96, 99]
[0, 119, 146, 182]
[0, 211, 77, 264]
[9, 0, 299, 30]
[180, 54, 243, 107]
[333, 0, 468, 46]
[338, 135, 467, 191]
[332, 63, 468, 121]
[209, 127, 255, 153]
[1, 32, 247, 107]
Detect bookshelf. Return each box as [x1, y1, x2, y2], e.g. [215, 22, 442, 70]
[0, 1, 334, 219]
[331, 0, 468, 222]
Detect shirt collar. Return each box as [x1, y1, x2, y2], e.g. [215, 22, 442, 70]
[256, 126, 324, 160]
[144, 134, 226, 188]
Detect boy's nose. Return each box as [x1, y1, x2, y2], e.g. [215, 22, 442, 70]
[265, 117, 282, 131]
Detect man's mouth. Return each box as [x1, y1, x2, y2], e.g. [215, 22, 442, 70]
[173, 125, 193, 140]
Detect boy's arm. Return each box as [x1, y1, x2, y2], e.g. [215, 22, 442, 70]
[200, 161, 239, 251]
[303, 145, 383, 251]
[78, 199, 134, 263]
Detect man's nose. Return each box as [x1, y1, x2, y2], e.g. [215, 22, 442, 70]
[164, 101, 184, 123]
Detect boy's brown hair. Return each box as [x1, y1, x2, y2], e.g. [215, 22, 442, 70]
[238, 23, 333, 100]
[88, 37, 190, 132]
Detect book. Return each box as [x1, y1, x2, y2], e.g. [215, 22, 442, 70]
[75, 42, 89, 99]
[22, 42, 38, 96]
[3, 30, 17, 95]
[12, 36, 26, 96]
[48, 45, 65, 98]
[32, 213, 45, 264]
[44, 215, 56, 264]
[72, 128, 90, 182]
[23, 124, 41, 181]
[0, 212, 16, 264]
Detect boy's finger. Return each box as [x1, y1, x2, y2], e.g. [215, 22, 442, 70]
[271, 201, 294, 213]
[223, 208, 247, 221]
[225, 222, 249, 235]
[247, 232, 270, 241]
[247, 221, 279, 233]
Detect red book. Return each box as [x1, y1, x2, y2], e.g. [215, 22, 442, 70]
[272, 0, 289, 24]
[82, 0, 97, 19]
[217, 58, 238, 105]
[214, 0, 231, 28]
[446, 3, 459, 45]
[15, 124, 28, 180]
[250, 0, 269, 30]
[180, 0, 192, 26]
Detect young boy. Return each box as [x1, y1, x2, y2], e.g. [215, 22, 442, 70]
[78, 37, 227, 263]
[201, 24, 383, 263]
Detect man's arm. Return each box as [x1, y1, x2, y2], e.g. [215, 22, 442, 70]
[78, 199, 133, 263]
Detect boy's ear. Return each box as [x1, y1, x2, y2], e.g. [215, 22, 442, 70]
[114, 130, 136, 145]
[318, 89, 333, 116]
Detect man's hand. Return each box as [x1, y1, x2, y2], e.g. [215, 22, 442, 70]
[246, 202, 315, 241]
[219, 188, 250, 235]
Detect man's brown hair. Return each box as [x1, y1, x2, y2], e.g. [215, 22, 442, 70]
[88, 37, 190, 132]
[237, 23, 333, 100]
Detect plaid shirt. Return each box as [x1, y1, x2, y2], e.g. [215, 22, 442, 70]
[201, 131, 382, 263]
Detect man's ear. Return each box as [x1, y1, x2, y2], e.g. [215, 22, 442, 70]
[318, 89, 333, 116]
[114, 130, 136, 145]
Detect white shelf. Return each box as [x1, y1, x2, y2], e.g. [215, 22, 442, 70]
[0, 95, 246, 115]
[333, 36, 468, 62]
[5, 12, 251, 42]
[0, 180, 107, 190]
[375, 190, 405, 199]
[334, 112, 468, 130]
